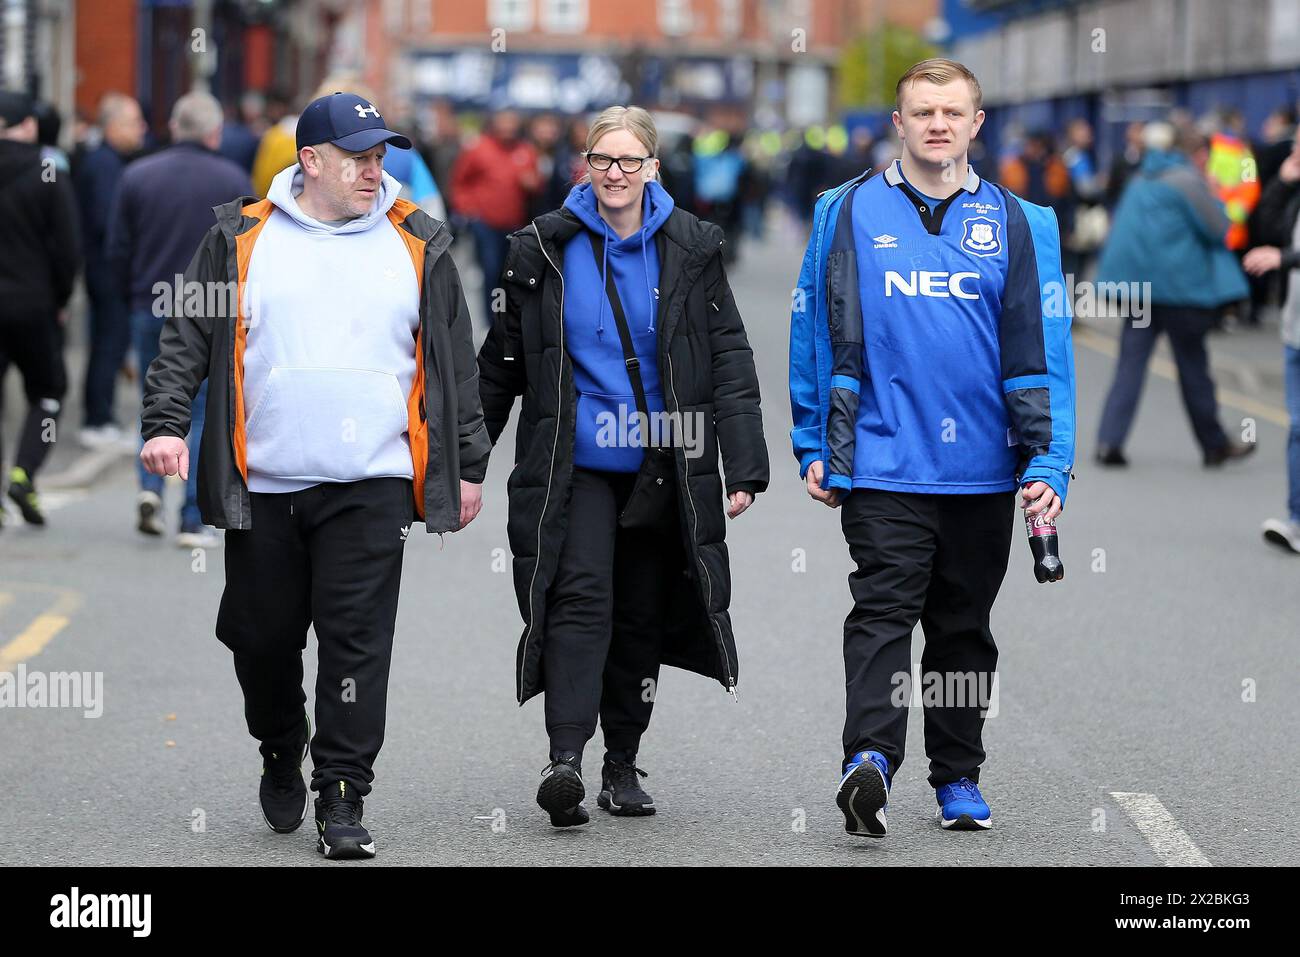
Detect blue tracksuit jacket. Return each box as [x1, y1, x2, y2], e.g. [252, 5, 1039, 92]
[789, 159, 1076, 504]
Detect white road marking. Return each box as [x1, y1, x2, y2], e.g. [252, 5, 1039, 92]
[1110, 792, 1212, 867]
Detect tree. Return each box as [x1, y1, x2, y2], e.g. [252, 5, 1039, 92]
[838, 25, 938, 110]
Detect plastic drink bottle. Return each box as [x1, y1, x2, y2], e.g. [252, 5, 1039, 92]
[1025, 510, 1064, 583]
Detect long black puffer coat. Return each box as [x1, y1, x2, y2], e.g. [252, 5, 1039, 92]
[477, 203, 770, 704]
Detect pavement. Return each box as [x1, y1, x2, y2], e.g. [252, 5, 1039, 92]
[2, 224, 1297, 866]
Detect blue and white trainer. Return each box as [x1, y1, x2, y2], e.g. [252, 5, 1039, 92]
[935, 778, 992, 830]
[837, 750, 890, 837]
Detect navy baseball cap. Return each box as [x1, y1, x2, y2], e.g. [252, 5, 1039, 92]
[295, 92, 412, 153]
[0, 90, 36, 127]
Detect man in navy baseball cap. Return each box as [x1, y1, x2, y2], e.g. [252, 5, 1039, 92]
[295, 91, 411, 153]
[142, 85, 490, 861]
[283, 91, 415, 222]
[0, 90, 37, 132]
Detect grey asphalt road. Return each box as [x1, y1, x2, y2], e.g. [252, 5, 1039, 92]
[2, 223, 1296, 867]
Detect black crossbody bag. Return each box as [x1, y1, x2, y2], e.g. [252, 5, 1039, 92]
[589, 233, 677, 530]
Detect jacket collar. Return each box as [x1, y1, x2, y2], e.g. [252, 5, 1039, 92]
[882, 158, 980, 194]
[522, 203, 722, 344]
[212, 195, 453, 268]
[532, 199, 720, 259]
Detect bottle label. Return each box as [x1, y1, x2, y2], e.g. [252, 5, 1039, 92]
[1024, 511, 1056, 537]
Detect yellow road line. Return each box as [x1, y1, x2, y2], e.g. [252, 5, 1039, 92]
[1074, 327, 1289, 429]
[0, 587, 83, 673]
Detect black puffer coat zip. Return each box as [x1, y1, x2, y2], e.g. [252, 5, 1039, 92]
[477, 204, 770, 704]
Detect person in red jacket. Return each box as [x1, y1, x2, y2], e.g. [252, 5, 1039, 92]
[450, 109, 540, 326]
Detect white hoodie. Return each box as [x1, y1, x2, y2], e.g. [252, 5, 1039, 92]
[241, 164, 420, 493]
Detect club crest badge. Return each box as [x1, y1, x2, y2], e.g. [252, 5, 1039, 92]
[961, 216, 1001, 257]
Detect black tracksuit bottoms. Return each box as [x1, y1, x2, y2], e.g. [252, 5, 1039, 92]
[543, 467, 681, 762]
[0, 312, 66, 479]
[840, 487, 1014, 787]
[215, 477, 413, 797]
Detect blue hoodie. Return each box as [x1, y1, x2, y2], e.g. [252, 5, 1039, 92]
[562, 180, 675, 472]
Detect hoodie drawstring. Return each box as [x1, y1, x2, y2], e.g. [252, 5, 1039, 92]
[593, 192, 659, 338]
[596, 227, 610, 338]
[640, 230, 656, 333]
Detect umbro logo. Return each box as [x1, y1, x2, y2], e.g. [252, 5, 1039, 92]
[872, 234, 898, 249]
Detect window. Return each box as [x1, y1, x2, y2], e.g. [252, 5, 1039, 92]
[717, 0, 741, 39]
[659, 0, 694, 37]
[489, 0, 534, 32]
[541, 0, 587, 33]
[383, 0, 404, 35]
[411, 0, 433, 33]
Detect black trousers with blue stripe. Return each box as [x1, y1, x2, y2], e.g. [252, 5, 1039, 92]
[840, 487, 1014, 787]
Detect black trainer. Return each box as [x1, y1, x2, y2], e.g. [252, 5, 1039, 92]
[6, 467, 45, 526]
[536, 752, 589, 827]
[597, 754, 656, 816]
[259, 713, 310, 833]
[1095, 446, 1128, 467]
[314, 780, 376, 859]
[1204, 441, 1256, 467]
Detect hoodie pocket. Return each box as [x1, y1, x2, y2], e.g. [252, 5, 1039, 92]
[245, 367, 411, 481]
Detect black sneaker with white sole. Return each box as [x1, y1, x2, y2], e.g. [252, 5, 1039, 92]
[259, 713, 310, 833]
[536, 752, 589, 828]
[314, 780, 376, 860]
[597, 754, 655, 816]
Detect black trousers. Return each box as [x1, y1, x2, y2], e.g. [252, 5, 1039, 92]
[1096, 304, 1230, 454]
[215, 477, 413, 796]
[543, 467, 680, 761]
[840, 488, 1014, 787]
[0, 313, 66, 479]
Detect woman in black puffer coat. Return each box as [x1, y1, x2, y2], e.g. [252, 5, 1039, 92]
[476, 106, 769, 828]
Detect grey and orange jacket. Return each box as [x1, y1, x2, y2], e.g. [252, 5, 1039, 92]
[140, 193, 491, 533]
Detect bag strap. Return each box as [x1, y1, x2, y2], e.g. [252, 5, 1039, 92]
[589, 232, 659, 449]
[590, 232, 670, 455]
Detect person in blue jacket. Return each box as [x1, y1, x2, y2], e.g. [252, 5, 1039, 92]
[1094, 122, 1254, 468]
[788, 59, 1076, 838]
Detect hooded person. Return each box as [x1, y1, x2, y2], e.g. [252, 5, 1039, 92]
[0, 90, 81, 531]
[1095, 122, 1254, 467]
[140, 92, 490, 860]
[561, 169, 675, 475]
[476, 105, 770, 828]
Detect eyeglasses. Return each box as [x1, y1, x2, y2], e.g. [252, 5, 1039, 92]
[585, 152, 652, 173]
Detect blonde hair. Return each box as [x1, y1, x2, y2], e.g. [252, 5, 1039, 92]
[895, 58, 983, 112]
[582, 106, 659, 183]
